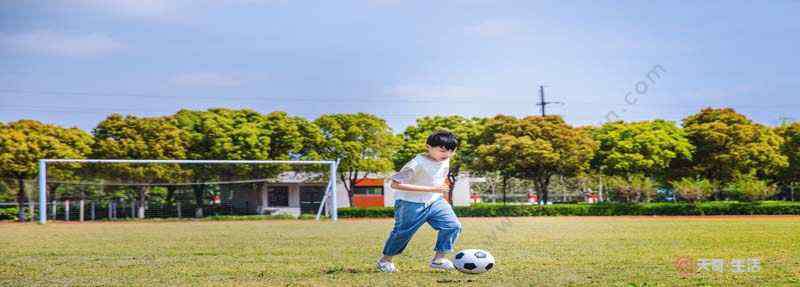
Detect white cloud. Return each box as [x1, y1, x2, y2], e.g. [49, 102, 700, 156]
[171, 72, 244, 88]
[464, 20, 521, 38]
[0, 30, 125, 57]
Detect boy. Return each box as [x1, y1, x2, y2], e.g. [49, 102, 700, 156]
[376, 130, 463, 272]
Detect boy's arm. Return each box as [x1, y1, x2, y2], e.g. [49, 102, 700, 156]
[390, 180, 449, 193]
[390, 159, 449, 193]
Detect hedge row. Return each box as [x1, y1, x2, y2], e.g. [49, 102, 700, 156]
[337, 201, 800, 218]
[0, 206, 18, 221]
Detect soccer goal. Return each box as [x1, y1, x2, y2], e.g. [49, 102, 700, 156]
[37, 159, 339, 224]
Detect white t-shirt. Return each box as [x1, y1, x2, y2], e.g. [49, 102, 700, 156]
[390, 154, 450, 206]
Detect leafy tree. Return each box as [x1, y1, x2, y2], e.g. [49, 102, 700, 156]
[472, 115, 523, 201]
[670, 177, 714, 203]
[92, 114, 189, 219]
[263, 111, 307, 160]
[393, 115, 484, 169]
[313, 113, 399, 205]
[592, 120, 693, 181]
[469, 172, 539, 202]
[174, 109, 322, 216]
[474, 115, 597, 203]
[604, 174, 657, 203]
[775, 122, 800, 198]
[724, 174, 778, 202]
[174, 109, 269, 217]
[675, 108, 787, 198]
[0, 181, 11, 202]
[0, 120, 93, 222]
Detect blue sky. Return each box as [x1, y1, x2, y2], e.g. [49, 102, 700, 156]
[1, 0, 798, 133]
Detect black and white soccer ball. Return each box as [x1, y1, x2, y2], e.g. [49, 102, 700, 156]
[453, 249, 495, 274]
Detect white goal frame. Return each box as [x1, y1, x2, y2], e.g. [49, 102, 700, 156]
[38, 159, 339, 224]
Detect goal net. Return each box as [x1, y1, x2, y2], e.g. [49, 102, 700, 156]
[35, 159, 338, 224]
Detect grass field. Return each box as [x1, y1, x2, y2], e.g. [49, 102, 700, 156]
[2, 216, 800, 286]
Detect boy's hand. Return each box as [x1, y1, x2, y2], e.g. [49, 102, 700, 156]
[430, 183, 450, 193]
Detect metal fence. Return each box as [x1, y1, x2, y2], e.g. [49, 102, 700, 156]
[1, 200, 280, 222]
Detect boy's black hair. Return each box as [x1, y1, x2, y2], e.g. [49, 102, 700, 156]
[426, 130, 459, 151]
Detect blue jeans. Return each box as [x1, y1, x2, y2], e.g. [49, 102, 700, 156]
[381, 197, 462, 256]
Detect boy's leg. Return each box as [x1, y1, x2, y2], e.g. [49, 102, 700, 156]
[381, 200, 429, 257]
[426, 198, 462, 256]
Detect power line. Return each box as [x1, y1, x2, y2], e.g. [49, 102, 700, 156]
[536, 85, 563, 116]
[0, 88, 532, 104]
[0, 105, 501, 120]
[4, 88, 796, 109]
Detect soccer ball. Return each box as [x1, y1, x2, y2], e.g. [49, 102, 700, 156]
[453, 249, 495, 274]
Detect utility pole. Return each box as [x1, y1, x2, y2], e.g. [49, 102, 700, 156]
[536, 85, 562, 116]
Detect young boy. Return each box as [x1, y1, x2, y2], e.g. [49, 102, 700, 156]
[376, 130, 463, 272]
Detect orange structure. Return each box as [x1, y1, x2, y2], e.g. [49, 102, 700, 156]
[352, 178, 385, 208]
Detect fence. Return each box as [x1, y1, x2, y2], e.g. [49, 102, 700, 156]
[0, 199, 278, 222]
[478, 193, 586, 203]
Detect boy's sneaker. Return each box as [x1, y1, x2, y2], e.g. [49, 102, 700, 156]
[429, 259, 455, 271]
[376, 260, 397, 273]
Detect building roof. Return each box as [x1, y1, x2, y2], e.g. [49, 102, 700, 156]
[354, 178, 385, 187]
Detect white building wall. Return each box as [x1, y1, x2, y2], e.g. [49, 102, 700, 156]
[381, 175, 471, 207]
[452, 176, 470, 206]
[288, 185, 300, 208]
[335, 182, 351, 208]
[333, 176, 475, 209]
[383, 179, 395, 206]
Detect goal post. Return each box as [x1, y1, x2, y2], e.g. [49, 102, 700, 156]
[38, 159, 339, 224]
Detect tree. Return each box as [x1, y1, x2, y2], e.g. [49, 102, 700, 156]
[675, 108, 787, 198]
[174, 109, 321, 216]
[92, 114, 189, 219]
[293, 116, 326, 161]
[262, 110, 327, 174]
[313, 113, 399, 206]
[262, 111, 305, 160]
[592, 120, 693, 180]
[393, 115, 484, 169]
[472, 115, 522, 202]
[44, 126, 100, 217]
[724, 173, 778, 202]
[0, 120, 93, 222]
[670, 177, 714, 203]
[175, 109, 270, 216]
[474, 115, 597, 203]
[775, 122, 800, 200]
[603, 174, 657, 203]
[0, 181, 11, 202]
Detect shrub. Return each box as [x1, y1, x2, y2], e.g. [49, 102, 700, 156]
[724, 174, 778, 201]
[337, 201, 800, 218]
[0, 206, 18, 221]
[671, 178, 714, 203]
[605, 175, 657, 203]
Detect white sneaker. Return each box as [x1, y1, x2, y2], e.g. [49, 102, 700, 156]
[376, 260, 397, 273]
[429, 259, 455, 271]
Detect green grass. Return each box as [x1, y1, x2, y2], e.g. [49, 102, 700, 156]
[2, 216, 800, 286]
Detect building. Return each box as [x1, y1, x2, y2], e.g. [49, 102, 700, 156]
[230, 172, 477, 217]
[229, 172, 327, 217]
[343, 175, 475, 208]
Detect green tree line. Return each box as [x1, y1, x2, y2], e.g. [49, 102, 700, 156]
[2, 107, 799, 222]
